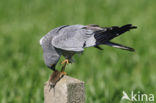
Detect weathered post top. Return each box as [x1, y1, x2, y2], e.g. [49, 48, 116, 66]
[44, 75, 85, 103]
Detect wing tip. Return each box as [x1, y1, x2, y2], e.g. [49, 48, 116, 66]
[122, 24, 137, 29]
[126, 47, 135, 52]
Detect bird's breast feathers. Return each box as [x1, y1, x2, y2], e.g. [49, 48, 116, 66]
[40, 36, 45, 45]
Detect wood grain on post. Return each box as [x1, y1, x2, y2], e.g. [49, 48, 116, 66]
[44, 75, 85, 103]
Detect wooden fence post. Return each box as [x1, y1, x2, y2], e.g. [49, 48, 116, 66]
[44, 75, 85, 103]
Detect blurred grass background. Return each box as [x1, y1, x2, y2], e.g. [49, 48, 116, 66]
[0, 0, 156, 103]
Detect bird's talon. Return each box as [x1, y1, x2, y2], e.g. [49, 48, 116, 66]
[61, 59, 69, 65]
[63, 71, 67, 75]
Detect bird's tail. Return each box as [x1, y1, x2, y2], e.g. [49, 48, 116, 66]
[94, 24, 137, 51]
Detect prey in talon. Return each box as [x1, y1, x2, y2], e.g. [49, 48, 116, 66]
[40, 24, 137, 89]
[48, 59, 68, 89]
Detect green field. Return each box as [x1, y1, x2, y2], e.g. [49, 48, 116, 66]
[0, 0, 156, 103]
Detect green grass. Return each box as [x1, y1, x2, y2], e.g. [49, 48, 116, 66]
[0, 0, 156, 103]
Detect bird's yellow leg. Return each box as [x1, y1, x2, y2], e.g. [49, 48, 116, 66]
[60, 59, 69, 74]
[61, 59, 69, 65]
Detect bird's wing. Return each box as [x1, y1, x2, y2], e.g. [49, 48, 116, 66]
[52, 25, 98, 52]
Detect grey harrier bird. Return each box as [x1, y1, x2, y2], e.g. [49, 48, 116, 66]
[40, 24, 137, 88]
